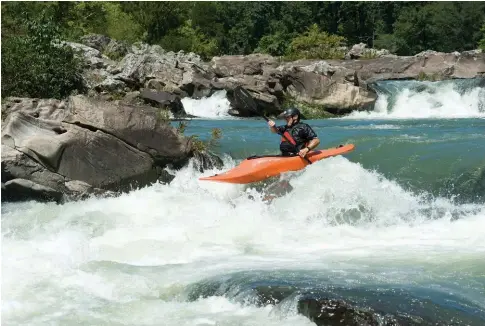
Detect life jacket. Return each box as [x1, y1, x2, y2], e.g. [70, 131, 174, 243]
[280, 130, 297, 145]
[279, 125, 300, 155]
[279, 123, 310, 154]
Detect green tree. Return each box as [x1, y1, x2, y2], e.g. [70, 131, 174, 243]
[255, 31, 291, 56]
[391, 2, 485, 55]
[102, 2, 144, 43]
[286, 24, 347, 60]
[160, 19, 218, 59]
[1, 13, 85, 99]
[392, 5, 435, 55]
[53, 2, 108, 41]
[479, 23, 485, 50]
[120, 2, 189, 44]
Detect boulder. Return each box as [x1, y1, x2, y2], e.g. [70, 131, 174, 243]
[65, 41, 115, 70]
[65, 95, 192, 164]
[79, 34, 112, 52]
[70, 36, 485, 117]
[211, 53, 279, 77]
[1, 144, 110, 203]
[1, 93, 223, 204]
[283, 66, 376, 112]
[298, 298, 395, 326]
[1, 97, 68, 121]
[139, 89, 187, 118]
[2, 112, 158, 191]
[2, 178, 63, 203]
[79, 34, 130, 61]
[2, 144, 67, 192]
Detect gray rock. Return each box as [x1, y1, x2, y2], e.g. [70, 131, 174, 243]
[139, 89, 187, 118]
[69, 36, 485, 116]
[65, 95, 192, 162]
[2, 178, 63, 203]
[1, 97, 69, 121]
[80, 34, 112, 52]
[2, 112, 158, 191]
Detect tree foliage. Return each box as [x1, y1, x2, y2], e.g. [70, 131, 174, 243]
[159, 19, 218, 59]
[3, 1, 484, 57]
[1, 12, 85, 99]
[479, 24, 485, 50]
[2, 1, 484, 99]
[286, 24, 347, 60]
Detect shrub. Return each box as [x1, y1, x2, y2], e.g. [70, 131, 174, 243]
[1, 13, 85, 99]
[160, 19, 218, 60]
[285, 24, 347, 60]
[479, 23, 485, 50]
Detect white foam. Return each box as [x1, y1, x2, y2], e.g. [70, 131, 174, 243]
[2, 157, 484, 325]
[181, 90, 232, 118]
[347, 82, 485, 119]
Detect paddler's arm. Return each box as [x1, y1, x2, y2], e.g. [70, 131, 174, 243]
[305, 138, 320, 151]
[267, 120, 278, 133]
[298, 138, 320, 158]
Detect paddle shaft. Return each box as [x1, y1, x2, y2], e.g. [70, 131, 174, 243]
[234, 86, 312, 164]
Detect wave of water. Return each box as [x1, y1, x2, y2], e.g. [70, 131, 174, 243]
[3, 79, 485, 325]
[180, 79, 485, 120]
[3, 156, 485, 325]
[181, 90, 232, 118]
[347, 79, 485, 119]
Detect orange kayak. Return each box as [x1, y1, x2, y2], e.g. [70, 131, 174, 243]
[199, 144, 355, 184]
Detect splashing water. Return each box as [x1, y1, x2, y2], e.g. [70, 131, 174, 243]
[2, 155, 484, 325]
[347, 79, 485, 119]
[181, 90, 232, 118]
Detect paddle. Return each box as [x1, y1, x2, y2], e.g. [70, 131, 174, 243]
[233, 86, 312, 165]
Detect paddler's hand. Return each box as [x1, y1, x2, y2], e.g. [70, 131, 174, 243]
[267, 120, 276, 128]
[298, 147, 310, 158]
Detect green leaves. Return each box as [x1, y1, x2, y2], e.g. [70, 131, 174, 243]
[2, 0, 485, 102]
[1, 13, 85, 99]
[160, 19, 219, 60]
[255, 32, 291, 57]
[479, 23, 485, 50]
[286, 24, 347, 60]
[391, 2, 485, 55]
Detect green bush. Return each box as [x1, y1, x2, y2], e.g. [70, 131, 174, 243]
[103, 2, 144, 44]
[160, 19, 218, 60]
[479, 23, 485, 50]
[255, 31, 292, 56]
[1, 14, 85, 99]
[2, 14, 84, 99]
[374, 33, 403, 54]
[285, 24, 347, 60]
[190, 128, 223, 153]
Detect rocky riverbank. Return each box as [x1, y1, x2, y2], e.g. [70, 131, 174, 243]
[76, 34, 484, 118]
[1, 95, 222, 204]
[2, 34, 484, 203]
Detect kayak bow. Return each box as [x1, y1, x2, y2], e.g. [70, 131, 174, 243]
[199, 144, 355, 184]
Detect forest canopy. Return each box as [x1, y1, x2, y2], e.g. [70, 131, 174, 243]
[2, 1, 485, 98]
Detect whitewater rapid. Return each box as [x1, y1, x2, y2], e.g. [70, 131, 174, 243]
[3, 79, 485, 325]
[3, 156, 485, 325]
[347, 79, 485, 119]
[178, 79, 485, 120]
[181, 90, 232, 118]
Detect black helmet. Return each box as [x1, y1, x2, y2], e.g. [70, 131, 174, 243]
[278, 107, 301, 119]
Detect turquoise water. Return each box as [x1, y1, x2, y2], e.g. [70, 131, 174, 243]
[181, 118, 485, 203]
[3, 79, 485, 325]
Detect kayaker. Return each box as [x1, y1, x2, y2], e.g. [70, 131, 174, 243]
[267, 108, 320, 157]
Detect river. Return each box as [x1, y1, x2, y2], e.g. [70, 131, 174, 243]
[2, 79, 484, 325]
